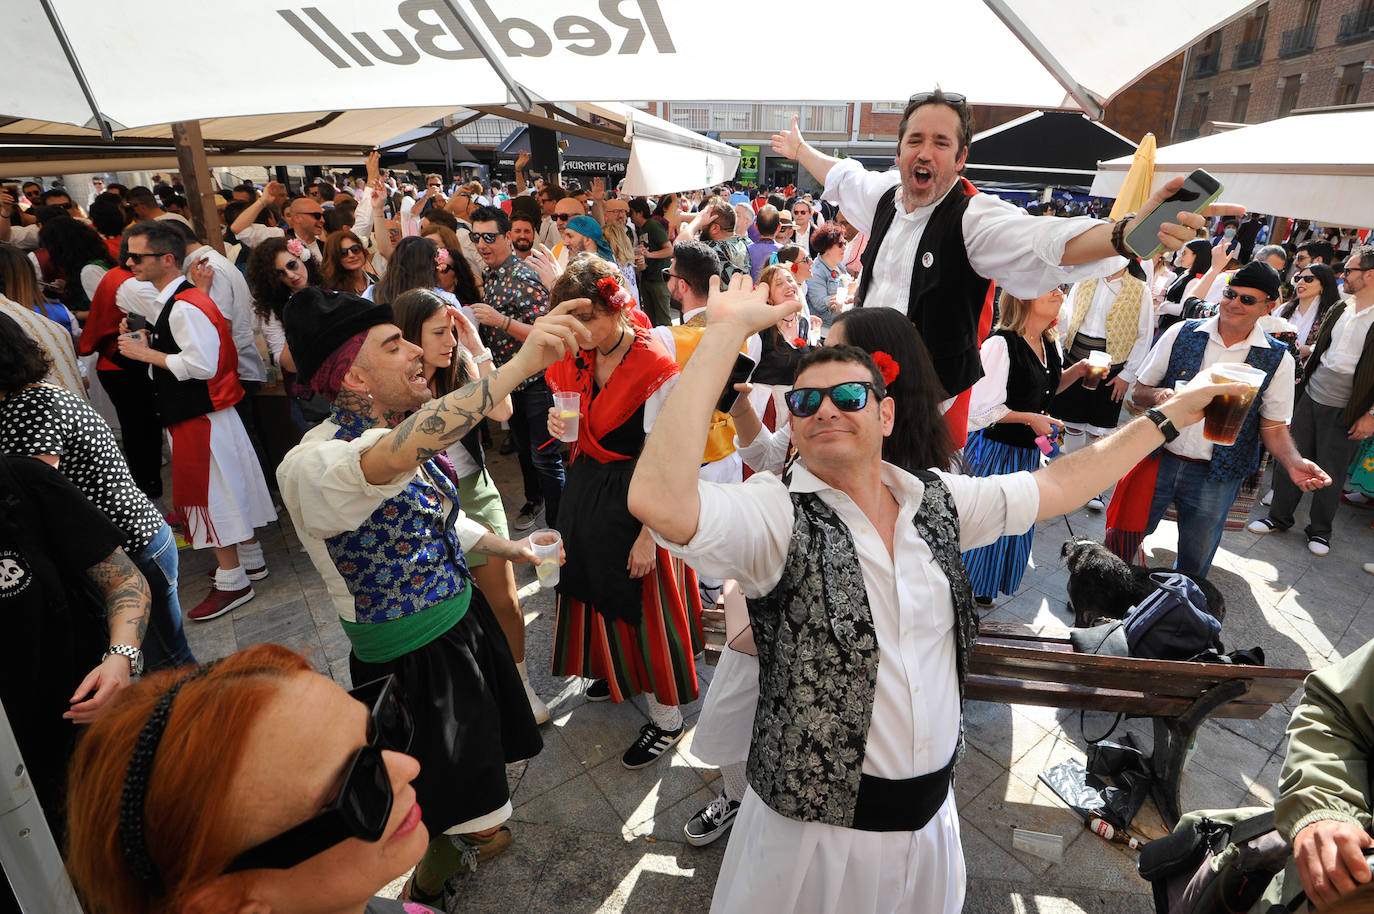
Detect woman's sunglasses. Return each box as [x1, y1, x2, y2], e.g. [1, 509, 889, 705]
[785, 381, 883, 418]
[221, 675, 413, 874]
[1295, 274, 1317, 283]
[340, 244, 365, 258]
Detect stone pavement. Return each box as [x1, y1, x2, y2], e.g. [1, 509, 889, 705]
[177, 442, 1374, 914]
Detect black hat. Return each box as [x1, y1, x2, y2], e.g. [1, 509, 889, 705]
[282, 287, 393, 385]
[1227, 260, 1281, 301]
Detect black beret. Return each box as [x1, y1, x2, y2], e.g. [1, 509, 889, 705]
[1227, 261, 1281, 301]
[281, 287, 394, 385]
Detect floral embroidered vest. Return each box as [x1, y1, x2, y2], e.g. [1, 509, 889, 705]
[1064, 276, 1147, 365]
[744, 470, 976, 827]
[323, 406, 469, 623]
[1160, 319, 1286, 483]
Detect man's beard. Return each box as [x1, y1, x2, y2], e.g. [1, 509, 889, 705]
[513, 238, 533, 253]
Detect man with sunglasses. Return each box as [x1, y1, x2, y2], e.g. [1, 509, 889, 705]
[629, 276, 1255, 914]
[1132, 261, 1329, 573]
[771, 88, 1238, 448]
[1250, 247, 1374, 557]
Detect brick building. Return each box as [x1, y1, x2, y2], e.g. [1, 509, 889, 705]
[1175, 0, 1374, 139]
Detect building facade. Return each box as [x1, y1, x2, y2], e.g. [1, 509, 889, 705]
[1175, 0, 1374, 139]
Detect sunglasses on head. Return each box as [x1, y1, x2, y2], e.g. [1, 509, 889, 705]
[340, 244, 365, 257]
[907, 90, 967, 108]
[222, 675, 413, 875]
[1221, 287, 1268, 306]
[472, 232, 501, 244]
[275, 259, 302, 277]
[785, 381, 883, 418]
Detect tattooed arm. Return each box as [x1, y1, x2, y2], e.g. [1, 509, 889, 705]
[66, 547, 151, 723]
[359, 299, 593, 484]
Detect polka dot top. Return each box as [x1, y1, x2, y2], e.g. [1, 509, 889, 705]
[0, 384, 164, 552]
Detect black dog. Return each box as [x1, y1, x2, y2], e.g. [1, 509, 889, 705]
[1060, 538, 1226, 629]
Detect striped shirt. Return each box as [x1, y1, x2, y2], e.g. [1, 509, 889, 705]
[0, 296, 86, 399]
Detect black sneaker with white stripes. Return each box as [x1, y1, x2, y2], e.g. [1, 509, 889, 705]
[621, 721, 683, 769]
[683, 793, 740, 846]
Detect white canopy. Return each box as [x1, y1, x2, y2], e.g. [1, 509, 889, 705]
[10, 0, 1261, 132]
[1091, 110, 1374, 228]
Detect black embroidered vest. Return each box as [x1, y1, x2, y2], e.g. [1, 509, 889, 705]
[855, 180, 994, 397]
[744, 470, 976, 827]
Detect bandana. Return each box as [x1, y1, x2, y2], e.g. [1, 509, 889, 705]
[312, 330, 368, 401]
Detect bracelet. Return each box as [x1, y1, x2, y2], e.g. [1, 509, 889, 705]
[473, 350, 493, 364]
[1110, 214, 1137, 259]
[504, 315, 512, 332]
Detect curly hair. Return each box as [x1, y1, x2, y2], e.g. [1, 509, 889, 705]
[246, 236, 322, 321]
[0, 311, 51, 392]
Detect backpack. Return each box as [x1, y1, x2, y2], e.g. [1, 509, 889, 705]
[1070, 573, 1223, 662]
[1139, 807, 1290, 913]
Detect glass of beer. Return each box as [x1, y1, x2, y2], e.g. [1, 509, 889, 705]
[530, 529, 562, 588]
[1201, 363, 1267, 446]
[553, 391, 580, 443]
[1083, 350, 1111, 390]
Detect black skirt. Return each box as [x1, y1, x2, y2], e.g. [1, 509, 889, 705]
[349, 588, 542, 833]
[555, 456, 643, 625]
[1051, 333, 1126, 430]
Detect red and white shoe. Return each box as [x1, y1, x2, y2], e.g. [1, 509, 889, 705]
[188, 586, 255, 621]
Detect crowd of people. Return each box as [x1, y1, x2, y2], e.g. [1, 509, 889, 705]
[2, 88, 1374, 914]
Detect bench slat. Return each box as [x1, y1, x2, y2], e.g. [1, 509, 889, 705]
[970, 654, 1304, 705]
[965, 675, 1278, 719]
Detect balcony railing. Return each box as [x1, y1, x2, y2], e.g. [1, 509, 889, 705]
[1279, 23, 1317, 57]
[1338, 7, 1374, 41]
[1233, 36, 1265, 67]
[1192, 50, 1221, 76]
[665, 103, 848, 136]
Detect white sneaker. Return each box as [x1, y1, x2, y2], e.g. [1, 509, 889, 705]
[1363, 562, 1374, 576]
[1248, 518, 1280, 535]
[1308, 536, 1330, 557]
[1261, 489, 1273, 506]
[1086, 495, 1105, 512]
[524, 677, 550, 725]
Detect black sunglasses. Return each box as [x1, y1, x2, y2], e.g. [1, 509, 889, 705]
[471, 232, 501, 243]
[1295, 274, 1317, 283]
[299, 211, 325, 220]
[907, 90, 967, 107]
[554, 213, 574, 222]
[340, 244, 365, 257]
[124, 251, 172, 263]
[1221, 287, 1268, 306]
[785, 381, 883, 418]
[221, 675, 413, 875]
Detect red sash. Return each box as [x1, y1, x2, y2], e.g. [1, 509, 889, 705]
[545, 327, 678, 463]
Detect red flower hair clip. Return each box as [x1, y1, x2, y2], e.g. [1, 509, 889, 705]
[872, 351, 900, 386]
[595, 276, 632, 312]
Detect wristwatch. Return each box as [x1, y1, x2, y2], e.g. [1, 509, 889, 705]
[1144, 407, 1179, 443]
[104, 644, 144, 677]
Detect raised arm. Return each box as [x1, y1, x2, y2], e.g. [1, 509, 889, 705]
[359, 301, 589, 483]
[1060, 177, 1245, 266]
[230, 180, 283, 235]
[770, 116, 842, 188]
[629, 275, 796, 544]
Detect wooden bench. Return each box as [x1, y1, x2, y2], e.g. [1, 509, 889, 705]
[967, 621, 1311, 826]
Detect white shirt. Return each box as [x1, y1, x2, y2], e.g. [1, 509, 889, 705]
[1136, 316, 1295, 462]
[152, 280, 222, 383]
[1061, 275, 1154, 383]
[183, 245, 267, 383]
[653, 462, 1039, 780]
[1288, 297, 1323, 346]
[967, 333, 1062, 430]
[1317, 299, 1374, 375]
[6, 222, 39, 250]
[821, 159, 1119, 306]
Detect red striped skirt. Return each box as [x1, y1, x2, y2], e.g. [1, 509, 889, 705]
[551, 547, 703, 706]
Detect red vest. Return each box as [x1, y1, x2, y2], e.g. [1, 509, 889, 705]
[149, 282, 243, 426]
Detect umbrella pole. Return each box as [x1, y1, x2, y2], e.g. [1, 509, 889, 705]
[171, 120, 226, 256]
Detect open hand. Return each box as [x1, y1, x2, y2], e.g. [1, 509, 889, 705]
[520, 299, 592, 372]
[1293, 819, 1373, 909]
[770, 115, 805, 160]
[707, 272, 797, 335]
[1108, 375, 1130, 403]
[528, 244, 563, 291]
[448, 305, 483, 352]
[1286, 458, 1332, 493]
[64, 654, 132, 723]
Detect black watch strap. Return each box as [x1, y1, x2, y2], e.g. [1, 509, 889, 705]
[1144, 407, 1179, 443]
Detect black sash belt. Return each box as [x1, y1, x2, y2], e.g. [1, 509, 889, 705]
[851, 752, 956, 832]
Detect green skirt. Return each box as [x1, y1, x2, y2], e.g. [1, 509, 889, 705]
[458, 470, 509, 568]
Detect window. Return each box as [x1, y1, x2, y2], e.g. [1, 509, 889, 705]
[1234, 84, 1251, 121]
[1243, 2, 1269, 41]
[1201, 28, 1223, 52]
[1279, 75, 1303, 116]
[872, 101, 908, 113]
[1300, 0, 1321, 27]
[1192, 91, 1211, 129]
[1337, 63, 1365, 105]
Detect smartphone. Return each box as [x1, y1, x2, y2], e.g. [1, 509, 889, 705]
[1123, 169, 1224, 260]
[716, 352, 757, 414]
[126, 313, 147, 334]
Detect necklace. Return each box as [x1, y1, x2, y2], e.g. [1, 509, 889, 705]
[597, 329, 627, 357]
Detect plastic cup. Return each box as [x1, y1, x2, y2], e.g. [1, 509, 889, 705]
[1082, 350, 1111, 390]
[1202, 363, 1267, 445]
[553, 391, 580, 444]
[530, 529, 562, 587]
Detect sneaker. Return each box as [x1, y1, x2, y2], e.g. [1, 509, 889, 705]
[1342, 491, 1374, 507]
[207, 564, 268, 582]
[1086, 495, 1105, 512]
[1261, 489, 1274, 506]
[512, 501, 543, 532]
[1247, 518, 1281, 535]
[585, 678, 611, 702]
[187, 585, 254, 621]
[524, 677, 551, 725]
[622, 721, 684, 769]
[683, 793, 740, 846]
[1364, 562, 1374, 576]
[1308, 535, 1330, 557]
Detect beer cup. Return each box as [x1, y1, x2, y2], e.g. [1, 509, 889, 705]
[553, 391, 580, 444]
[1083, 350, 1111, 390]
[531, 529, 562, 588]
[1201, 363, 1267, 446]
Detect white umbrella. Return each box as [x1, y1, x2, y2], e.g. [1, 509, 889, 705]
[1091, 110, 1374, 227]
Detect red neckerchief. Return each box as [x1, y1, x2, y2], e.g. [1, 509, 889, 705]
[545, 326, 678, 463]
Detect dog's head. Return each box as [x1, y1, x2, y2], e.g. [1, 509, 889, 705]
[1061, 538, 1113, 572]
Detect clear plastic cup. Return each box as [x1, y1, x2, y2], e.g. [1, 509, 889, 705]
[1202, 363, 1267, 445]
[1083, 350, 1111, 390]
[530, 529, 562, 587]
[553, 391, 580, 444]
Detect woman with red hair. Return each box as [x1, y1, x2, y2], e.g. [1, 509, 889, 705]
[65, 644, 438, 914]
